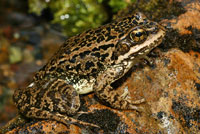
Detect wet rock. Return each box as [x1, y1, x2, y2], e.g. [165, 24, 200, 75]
[6, 12, 36, 28]
[19, 30, 41, 46]
[0, 37, 9, 64]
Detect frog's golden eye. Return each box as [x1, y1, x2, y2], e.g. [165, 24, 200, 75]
[129, 29, 147, 43]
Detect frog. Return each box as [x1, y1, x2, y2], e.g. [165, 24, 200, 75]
[13, 12, 166, 128]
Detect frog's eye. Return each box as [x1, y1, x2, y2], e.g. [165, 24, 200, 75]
[129, 28, 147, 43]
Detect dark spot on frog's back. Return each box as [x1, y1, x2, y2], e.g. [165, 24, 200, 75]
[49, 66, 56, 72]
[85, 61, 95, 70]
[95, 29, 102, 34]
[85, 34, 90, 39]
[70, 54, 78, 63]
[97, 62, 104, 68]
[56, 68, 64, 73]
[86, 43, 92, 47]
[111, 52, 118, 61]
[79, 51, 90, 59]
[50, 59, 56, 65]
[132, 19, 138, 25]
[117, 21, 124, 27]
[91, 52, 101, 58]
[91, 68, 97, 74]
[47, 90, 56, 100]
[101, 53, 109, 61]
[106, 26, 111, 32]
[58, 60, 66, 66]
[76, 64, 81, 72]
[63, 48, 73, 54]
[139, 22, 144, 25]
[73, 47, 80, 51]
[91, 36, 97, 41]
[92, 47, 99, 51]
[106, 35, 116, 41]
[74, 38, 80, 44]
[99, 43, 114, 50]
[65, 65, 70, 70]
[97, 35, 105, 43]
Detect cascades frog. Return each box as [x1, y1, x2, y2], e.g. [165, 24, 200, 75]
[13, 12, 166, 127]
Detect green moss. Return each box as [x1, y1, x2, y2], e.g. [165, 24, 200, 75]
[29, 0, 47, 15]
[108, 0, 128, 12]
[28, 0, 136, 37]
[29, 0, 108, 36]
[54, 0, 108, 36]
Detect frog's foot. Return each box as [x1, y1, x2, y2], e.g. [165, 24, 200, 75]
[130, 98, 145, 104]
[126, 98, 146, 112]
[120, 87, 145, 111]
[25, 107, 99, 128]
[115, 96, 145, 111]
[76, 111, 92, 117]
[77, 111, 90, 114]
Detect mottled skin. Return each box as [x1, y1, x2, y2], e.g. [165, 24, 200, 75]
[13, 12, 165, 127]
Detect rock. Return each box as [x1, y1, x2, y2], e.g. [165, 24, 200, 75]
[0, 36, 9, 64]
[4, 48, 200, 133]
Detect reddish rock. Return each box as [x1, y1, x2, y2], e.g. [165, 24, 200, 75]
[165, 0, 200, 35]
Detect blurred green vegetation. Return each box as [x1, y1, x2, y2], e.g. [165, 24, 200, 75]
[29, 0, 136, 36]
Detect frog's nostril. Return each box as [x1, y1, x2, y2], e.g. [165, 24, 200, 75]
[157, 24, 166, 31]
[135, 12, 144, 21]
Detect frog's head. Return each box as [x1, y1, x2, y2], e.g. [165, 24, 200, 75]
[112, 12, 166, 64]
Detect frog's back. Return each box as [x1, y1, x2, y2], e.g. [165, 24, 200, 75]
[34, 13, 149, 80]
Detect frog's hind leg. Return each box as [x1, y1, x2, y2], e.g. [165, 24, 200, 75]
[25, 107, 99, 128]
[36, 79, 99, 127]
[15, 78, 98, 128]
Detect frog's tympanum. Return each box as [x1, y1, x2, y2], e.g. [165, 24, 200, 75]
[13, 12, 166, 127]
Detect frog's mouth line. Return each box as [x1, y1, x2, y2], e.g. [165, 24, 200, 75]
[116, 29, 166, 64]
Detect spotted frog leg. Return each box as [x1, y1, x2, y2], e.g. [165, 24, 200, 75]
[94, 64, 145, 110]
[13, 79, 99, 128]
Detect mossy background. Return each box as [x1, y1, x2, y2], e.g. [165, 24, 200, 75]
[29, 0, 136, 37]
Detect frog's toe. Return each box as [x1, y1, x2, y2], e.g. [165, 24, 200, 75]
[129, 105, 144, 112]
[130, 98, 145, 104]
[76, 121, 100, 128]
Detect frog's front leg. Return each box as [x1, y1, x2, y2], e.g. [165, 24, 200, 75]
[94, 64, 145, 110]
[13, 79, 98, 128]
